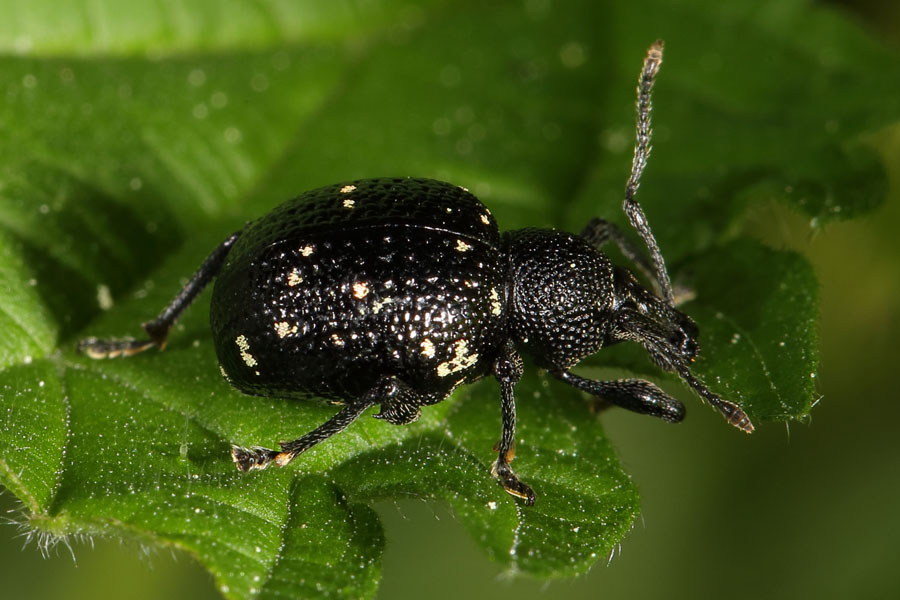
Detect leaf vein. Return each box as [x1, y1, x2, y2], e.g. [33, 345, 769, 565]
[59, 358, 234, 447]
[715, 310, 787, 411]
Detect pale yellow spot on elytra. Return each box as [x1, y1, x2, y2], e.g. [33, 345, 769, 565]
[436, 339, 479, 377]
[340, 184, 357, 193]
[372, 297, 393, 314]
[343, 198, 355, 208]
[331, 333, 345, 347]
[480, 213, 490, 225]
[421, 338, 436, 358]
[490, 287, 502, 316]
[287, 269, 303, 287]
[300, 245, 314, 257]
[235, 335, 257, 367]
[274, 321, 298, 338]
[455, 239, 472, 252]
[352, 281, 369, 299]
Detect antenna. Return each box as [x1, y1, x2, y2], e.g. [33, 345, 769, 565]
[623, 40, 676, 307]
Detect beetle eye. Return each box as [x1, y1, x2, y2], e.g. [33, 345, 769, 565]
[667, 326, 699, 363]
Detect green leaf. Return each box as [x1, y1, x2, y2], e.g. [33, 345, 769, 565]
[686, 240, 819, 421]
[0, 0, 894, 598]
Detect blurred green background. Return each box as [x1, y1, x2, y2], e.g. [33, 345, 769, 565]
[2, 1, 899, 599]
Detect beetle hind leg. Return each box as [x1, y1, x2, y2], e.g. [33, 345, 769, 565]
[372, 377, 435, 425]
[232, 376, 431, 472]
[77, 337, 157, 359]
[231, 445, 280, 471]
[77, 230, 242, 359]
[232, 399, 376, 472]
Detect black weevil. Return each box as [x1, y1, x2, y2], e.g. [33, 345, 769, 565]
[80, 41, 752, 506]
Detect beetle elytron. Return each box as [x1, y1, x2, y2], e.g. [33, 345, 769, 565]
[80, 41, 752, 506]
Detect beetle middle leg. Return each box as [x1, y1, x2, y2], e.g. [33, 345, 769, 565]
[78, 230, 243, 358]
[492, 341, 535, 505]
[231, 375, 429, 471]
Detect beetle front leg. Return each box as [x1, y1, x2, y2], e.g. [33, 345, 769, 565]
[552, 369, 685, 424]
[492, 341, 535, 506]
[614, 310, 754, 433]
[580, 218, 660, 294]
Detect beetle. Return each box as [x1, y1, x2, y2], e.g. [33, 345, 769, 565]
[79, 41, 752, 506]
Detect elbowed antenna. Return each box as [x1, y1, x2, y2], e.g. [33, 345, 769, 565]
[622, 42, 755, 434]
[622, 40, 676, 308]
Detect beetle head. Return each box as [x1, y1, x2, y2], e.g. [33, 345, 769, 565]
[608, 266, 700, 369]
